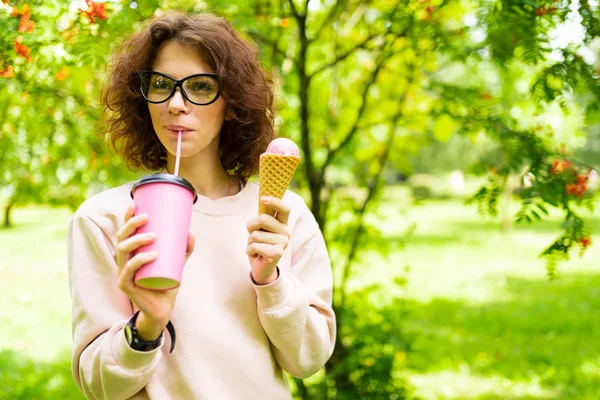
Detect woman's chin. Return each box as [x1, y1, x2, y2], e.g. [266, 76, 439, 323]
[166, 146, 200, 160]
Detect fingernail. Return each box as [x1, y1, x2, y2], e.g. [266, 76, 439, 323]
[261, 196, 269, 203]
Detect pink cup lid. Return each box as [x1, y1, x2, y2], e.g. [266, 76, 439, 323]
[130, 173, 198, 203]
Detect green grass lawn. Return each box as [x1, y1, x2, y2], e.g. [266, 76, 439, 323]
[358, 192, 600, 399]
[0, 205, 84, 399]
[0, 193, 599, 399]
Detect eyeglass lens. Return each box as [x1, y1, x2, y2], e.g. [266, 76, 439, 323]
[141, 72, 220, 105]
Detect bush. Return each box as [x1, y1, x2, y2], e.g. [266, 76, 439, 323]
[301, 283, 419, 400]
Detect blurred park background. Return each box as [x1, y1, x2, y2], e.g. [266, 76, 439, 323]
[1, 0, 599, 399]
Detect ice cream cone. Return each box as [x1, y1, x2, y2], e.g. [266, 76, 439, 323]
[258, 153, 301, 216]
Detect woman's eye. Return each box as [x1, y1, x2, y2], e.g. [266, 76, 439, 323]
[191, 82, 212, 91]
[152, 78, 170, 89]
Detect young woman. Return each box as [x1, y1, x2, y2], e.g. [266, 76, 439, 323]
[67, 11, 335, 399]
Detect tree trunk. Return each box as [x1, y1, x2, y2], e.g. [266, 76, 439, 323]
[4, 198, 15, 228]
[292, 5, 326, 399]
[501, 174, 513, 232]
[295, 12, 322, 228]
[288, 2, 402, 398]
[325, 303, 353, 397]
[326, 106, 402, 397]
[292, 377, 310, 400]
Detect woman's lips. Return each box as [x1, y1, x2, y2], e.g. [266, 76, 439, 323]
[165, 127, 192, 135]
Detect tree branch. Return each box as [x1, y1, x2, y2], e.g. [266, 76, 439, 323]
[313, 5, 405, 171]
[248, 31, 297, 69]
[287, 0, 300, 18]
[319, 47, 389, 176]
[308, 32, 378, 79]
[309, 0, 346, 43]
[338, 102, 404, 312]
[357, 119, 393, 130]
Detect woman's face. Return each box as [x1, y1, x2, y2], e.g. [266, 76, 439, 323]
[148, 41, 227, 162]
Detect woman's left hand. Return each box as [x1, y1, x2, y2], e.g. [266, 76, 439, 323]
[246, 196, 291, 285]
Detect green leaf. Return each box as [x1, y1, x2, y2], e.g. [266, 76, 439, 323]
[433, 114, 457, 142]
[585, 102, 600, 125]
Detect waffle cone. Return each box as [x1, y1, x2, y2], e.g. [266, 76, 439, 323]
[258, 153, 301, 216]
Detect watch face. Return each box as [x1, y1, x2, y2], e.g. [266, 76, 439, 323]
[124, 324, 133, 345]
[124, 319, 162, 351]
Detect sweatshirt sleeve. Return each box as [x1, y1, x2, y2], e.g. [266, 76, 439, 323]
[252, 199, 336, 379]
[68, 212, 164, 400]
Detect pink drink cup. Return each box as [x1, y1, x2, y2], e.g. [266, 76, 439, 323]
[130, 174, 197, 290]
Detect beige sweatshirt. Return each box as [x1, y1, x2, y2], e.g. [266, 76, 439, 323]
[67, 180, 336, 400]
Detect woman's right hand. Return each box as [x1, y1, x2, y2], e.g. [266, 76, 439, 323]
[116, 203, 195, 340]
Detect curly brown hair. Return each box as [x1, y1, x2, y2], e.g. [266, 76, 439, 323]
[101, 11, 275, 181]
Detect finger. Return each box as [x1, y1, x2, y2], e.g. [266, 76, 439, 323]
[117, 204, 136, 245]
[118, 252, 157, 291]
[248, 230, 289, 247]
[246, 214, 289, 236]
[246, 242, 285, 260]
[117, 212, 148, 242]
[124, 203, 135, 224]
[261, 196, 291, 225]
[186, 231, 195, 257]
[117, 232, 156, 255]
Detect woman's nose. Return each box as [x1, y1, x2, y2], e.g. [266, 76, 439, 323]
[168, 88, 188, 114]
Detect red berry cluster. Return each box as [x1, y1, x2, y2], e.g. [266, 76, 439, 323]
[565, 173, 589, 198]
[536, 6, 556, 16]
[3, 3, 35, 68]
[550, 159, 590, 198]
[550, 159, 571, 174]
[579, 236, 592, 249]
[79, 0, 108, 24]
[0, 65, 14, 78]
[10, 4, 35, 33]
[14, 36, 32, 62]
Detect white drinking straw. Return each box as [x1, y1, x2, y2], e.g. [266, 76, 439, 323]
[174, 131, 182, 176]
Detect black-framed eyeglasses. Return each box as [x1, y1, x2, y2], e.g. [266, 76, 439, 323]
[137, 71, 223, 106]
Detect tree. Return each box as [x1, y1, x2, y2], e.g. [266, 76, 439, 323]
[1, 0, 598, 397]
[0, 1, 151, 226]
[202, 0, 599, 396]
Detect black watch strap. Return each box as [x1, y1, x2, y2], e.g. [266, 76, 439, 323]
[124, 311, 177, 353]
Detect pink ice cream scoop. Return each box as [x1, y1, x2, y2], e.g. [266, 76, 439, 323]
[265, 137, 300, 156]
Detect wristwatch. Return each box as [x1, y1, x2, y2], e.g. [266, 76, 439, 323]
[124, 311, 163, 352]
